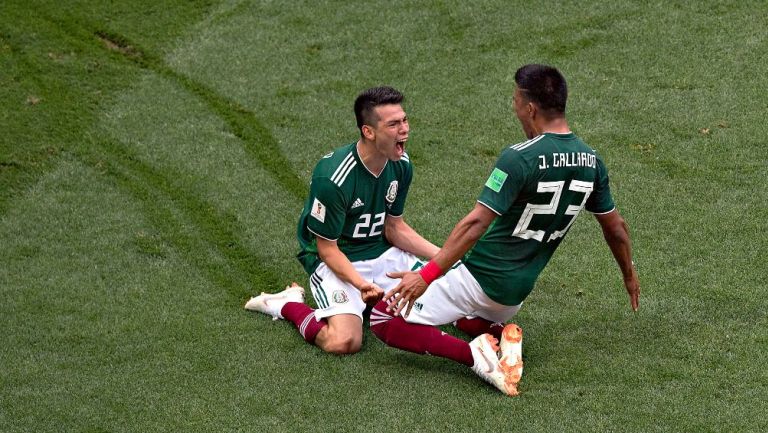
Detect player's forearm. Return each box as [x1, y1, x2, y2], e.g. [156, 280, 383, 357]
[602, 219, 635, 279]
[602, 219, 640, 311]
[392, 233, 440, 259]
[385, 218, 440, 258]
[317, 243, 367, 290]
[431, 213, 487, 271]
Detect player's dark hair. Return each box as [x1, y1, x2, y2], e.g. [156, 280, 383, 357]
[354, 86, 404, 136]
[514, 64, 567, 117]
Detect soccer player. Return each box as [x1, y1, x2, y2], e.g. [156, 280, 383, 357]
[369, 64, 640, 396]
[244, 86, 440, 355]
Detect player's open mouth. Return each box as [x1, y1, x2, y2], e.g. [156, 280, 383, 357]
[396, 139, 406, 156]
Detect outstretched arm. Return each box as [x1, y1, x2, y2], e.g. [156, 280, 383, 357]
[594, 209, 640, 311]
[384, 215, 440, 259]
[385, 203, 497, 317]
[426, 203, 496, 271]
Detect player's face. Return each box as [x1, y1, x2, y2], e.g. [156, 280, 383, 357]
[513, 87, 536, 139]
[369, 104, 409, 161]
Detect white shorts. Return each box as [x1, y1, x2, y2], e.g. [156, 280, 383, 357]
[403, 264, 522, 326]
[309, 247, 420, 321]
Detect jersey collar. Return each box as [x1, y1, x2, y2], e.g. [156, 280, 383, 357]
[354, 141, 388, 178]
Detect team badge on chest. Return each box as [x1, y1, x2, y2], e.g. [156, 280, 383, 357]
[385, 180, 398, 204]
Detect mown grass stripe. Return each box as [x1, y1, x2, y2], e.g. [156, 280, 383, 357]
[0, 10, 99, 217]
[23, 10, 302, 298]
[35, 10, 306, 202]
[91, 29, 307, 202]
[74, 136, 288, 297]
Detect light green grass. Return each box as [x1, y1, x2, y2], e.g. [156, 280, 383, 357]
[2, 0, 767, 432]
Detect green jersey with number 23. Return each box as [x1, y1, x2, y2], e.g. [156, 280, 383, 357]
[297, 142, 412, 274]
[465, 132, 615, 306]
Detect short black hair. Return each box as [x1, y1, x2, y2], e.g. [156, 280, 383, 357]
[354, 86, 404, 135]
[514, 64, 568, 116]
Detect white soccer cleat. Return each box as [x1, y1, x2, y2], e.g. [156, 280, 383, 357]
[498, 323, 524, 390]
[469, 333, 519, 396]
[244, 282, 305, 320]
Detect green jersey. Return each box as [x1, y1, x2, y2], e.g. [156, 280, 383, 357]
[465, 132, 615, 306]
[297, 142, 413, 274]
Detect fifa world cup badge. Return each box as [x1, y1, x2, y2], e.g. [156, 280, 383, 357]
[310, 198, 326, 223]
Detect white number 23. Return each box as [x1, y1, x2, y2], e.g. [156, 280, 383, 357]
[512, 180, 593, 242]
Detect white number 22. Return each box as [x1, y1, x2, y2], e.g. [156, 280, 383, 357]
[353, 212, 386, 238]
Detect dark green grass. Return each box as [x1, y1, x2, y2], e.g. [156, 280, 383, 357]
[2, 0, 767, 432]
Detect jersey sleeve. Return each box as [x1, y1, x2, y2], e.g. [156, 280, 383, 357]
[585, 153, 615, 214]
[387, 159, 413, 217]
[477, 149, 526, 215]
[305, 176, 347, 240]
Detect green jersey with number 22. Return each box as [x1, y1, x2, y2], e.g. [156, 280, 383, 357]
[297, 142, 412, 274]
[465, 132, 615, 306]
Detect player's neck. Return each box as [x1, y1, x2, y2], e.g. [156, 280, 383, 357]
[356, 140, 387, 177]
[537, 117, 571, 135]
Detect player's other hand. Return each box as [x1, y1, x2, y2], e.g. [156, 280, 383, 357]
[624, 271, 640, 312]
[384, 270, 428, 318]
[359, 282, 384, 306]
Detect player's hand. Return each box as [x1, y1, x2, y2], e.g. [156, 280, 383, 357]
[624, 273, 640, 312]
[359, 282, 384, 306]
[384, 271, 429, 318]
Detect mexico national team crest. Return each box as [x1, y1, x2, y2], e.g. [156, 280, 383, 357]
[332, 290, 349, 304]
[385, 180, 398, 204]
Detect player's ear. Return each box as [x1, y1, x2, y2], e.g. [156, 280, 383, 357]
[526, 101, 538, 119]
[361, 124, 375, 141]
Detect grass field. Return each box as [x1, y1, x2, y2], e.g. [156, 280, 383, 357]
[2, 1, 767, 431]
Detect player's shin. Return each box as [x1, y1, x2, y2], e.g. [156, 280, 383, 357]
[370, 301, 473, 366]
[281, 302, 327, 344]
[454, 316, 504, 339]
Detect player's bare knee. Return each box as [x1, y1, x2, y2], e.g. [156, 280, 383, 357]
[318, 328, 361, 354]
[329, 334, 361, 354]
